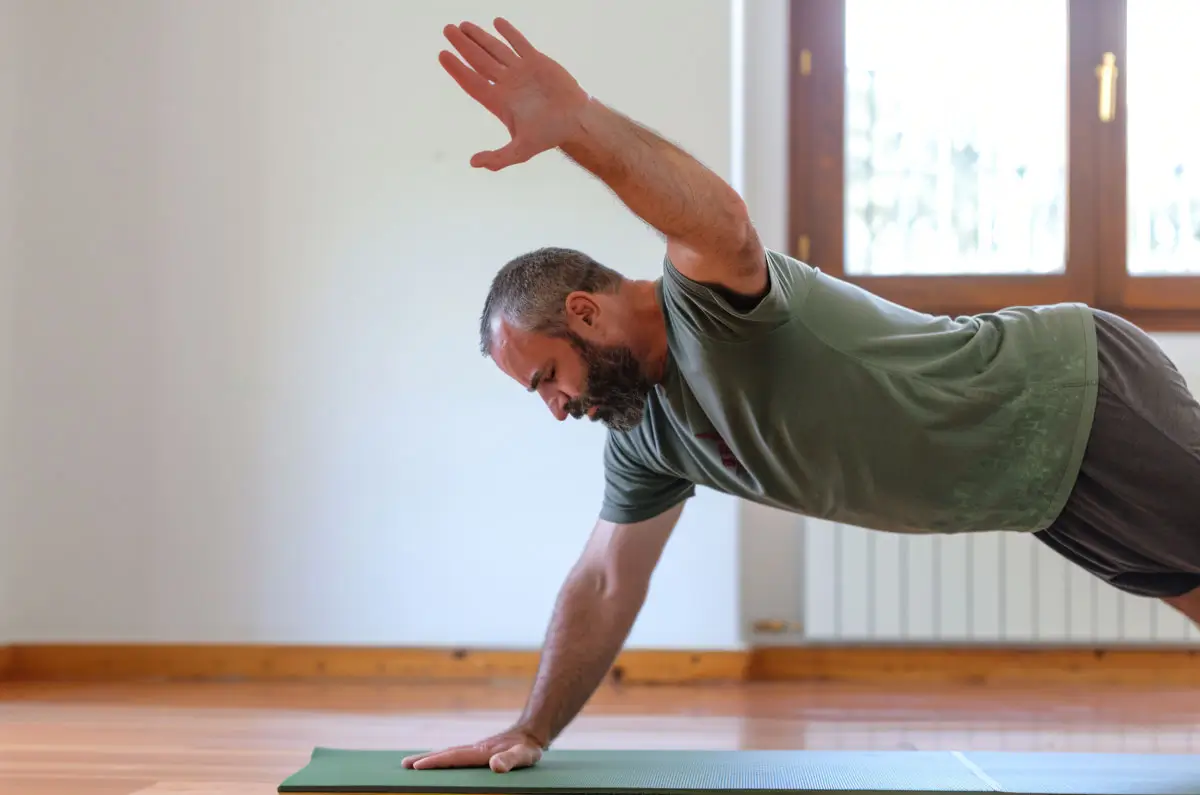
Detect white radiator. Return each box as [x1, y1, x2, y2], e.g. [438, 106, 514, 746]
[802, 520, 1200, 644]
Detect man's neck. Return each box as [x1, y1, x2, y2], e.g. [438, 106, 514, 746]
[621, 279, 670, 383]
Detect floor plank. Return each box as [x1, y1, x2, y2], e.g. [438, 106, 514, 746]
[2, 679, 1199, 794]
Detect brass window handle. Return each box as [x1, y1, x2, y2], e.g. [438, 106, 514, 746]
[1096, 51, 1119, 122]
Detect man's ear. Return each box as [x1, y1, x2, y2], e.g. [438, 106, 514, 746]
[564, 291, 600, 330]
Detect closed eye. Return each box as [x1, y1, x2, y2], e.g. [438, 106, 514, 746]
[527, 363, 556, 393]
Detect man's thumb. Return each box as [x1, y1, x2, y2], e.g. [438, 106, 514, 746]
[471, 140, 532, 172]
[489, 741, 540, 773]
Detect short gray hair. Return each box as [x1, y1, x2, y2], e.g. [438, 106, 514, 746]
[479, 247, 624, 356]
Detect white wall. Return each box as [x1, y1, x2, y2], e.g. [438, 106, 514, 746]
[0, 0, 17, 645]
[13, 0, 1191, 651]
[8, 0, 742, 646]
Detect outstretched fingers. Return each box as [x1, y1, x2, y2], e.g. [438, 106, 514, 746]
[492, 18, 537, 57]
[443, 24, 507, 81]
[401, 744, 485, 769]
[459, 21, 520, 67]
[438, 50, 503, 116]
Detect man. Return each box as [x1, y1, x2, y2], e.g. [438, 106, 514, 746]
[404, 17, 1200, 773]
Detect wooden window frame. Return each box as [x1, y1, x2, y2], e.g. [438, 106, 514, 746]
[788, 0, 1200, 330]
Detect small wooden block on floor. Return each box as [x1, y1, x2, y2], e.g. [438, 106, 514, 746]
[277, 748, 1200, 795]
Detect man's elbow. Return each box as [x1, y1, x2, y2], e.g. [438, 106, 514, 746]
[571, 558, 646, 607]
[591, 562, 652, 610]
[719, 199, 766, 284]
[719, 194, 761, 259]
[667, 203, 765, 292]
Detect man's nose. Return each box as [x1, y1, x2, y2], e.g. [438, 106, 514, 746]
[544, 392, 568, 421]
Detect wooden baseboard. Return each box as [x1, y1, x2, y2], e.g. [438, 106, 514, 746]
[3, 644, 1198, 686]
[748, 646, 1200, 686]
[1, 644, 747, 684]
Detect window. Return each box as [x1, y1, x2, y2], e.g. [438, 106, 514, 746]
[789, 0, 1200, 329]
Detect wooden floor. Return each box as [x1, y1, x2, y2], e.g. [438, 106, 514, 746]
[2, 678, 1200, 793]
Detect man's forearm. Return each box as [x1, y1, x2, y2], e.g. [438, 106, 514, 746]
[513, 563, 645, 747]
[559, 98, 750, 256]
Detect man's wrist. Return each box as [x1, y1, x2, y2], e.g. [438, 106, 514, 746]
[560, 96, 607, 152]
[512, 717, 552, 749]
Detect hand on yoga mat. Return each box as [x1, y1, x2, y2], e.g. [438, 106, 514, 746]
[400, 727, 544, 773]
[438, 17, 590, 172]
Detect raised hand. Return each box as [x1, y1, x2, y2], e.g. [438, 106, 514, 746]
[439, 18, 590, 171]
[400, 726, 545, 773]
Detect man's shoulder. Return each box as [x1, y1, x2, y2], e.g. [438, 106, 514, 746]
[599, 397, 700, 525]
[603, 420, 650, 462]
[603, 378, 710, 478]
[604, 389, 675, 463]
[657, 248, 813, 343]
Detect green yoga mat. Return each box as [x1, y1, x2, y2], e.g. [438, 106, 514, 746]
[278, 748, 1200, 794]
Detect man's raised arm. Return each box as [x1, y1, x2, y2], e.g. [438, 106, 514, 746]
[559, 100, 765, 296]
[437, 18, 766, 296]
[401, 503, 685, 773]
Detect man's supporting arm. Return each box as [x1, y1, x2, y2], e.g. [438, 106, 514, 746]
[402, 502, 684, 772]
[559, 100, 766, 296]
[515, 503, 683, 746]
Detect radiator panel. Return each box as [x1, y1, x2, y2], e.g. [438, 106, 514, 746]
[802, 521, 1200, 644]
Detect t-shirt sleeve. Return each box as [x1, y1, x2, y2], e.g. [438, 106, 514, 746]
[658, 248, 808, 342]
[599, 431, 696, 525]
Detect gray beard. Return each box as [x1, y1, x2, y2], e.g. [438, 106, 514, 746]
[562, 333, 654, 432]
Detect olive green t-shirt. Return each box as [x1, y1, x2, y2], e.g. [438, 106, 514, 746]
[599, 250, 1098, 535]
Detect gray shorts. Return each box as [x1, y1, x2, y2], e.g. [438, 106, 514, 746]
[1035, 308, 1200, 598]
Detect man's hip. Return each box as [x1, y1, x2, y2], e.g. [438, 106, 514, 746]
[1035, 308, 1200, 598]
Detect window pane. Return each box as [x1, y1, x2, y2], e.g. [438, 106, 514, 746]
[844, 1, 1068, 276]
[1127, 0, 1200, 275]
